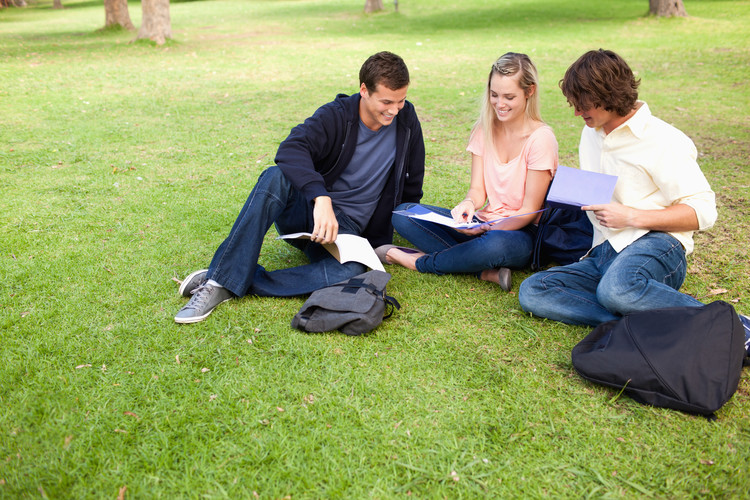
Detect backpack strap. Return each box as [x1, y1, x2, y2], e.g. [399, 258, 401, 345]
[324, 280, 401, 318]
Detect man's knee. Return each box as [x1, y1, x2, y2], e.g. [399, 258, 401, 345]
[257, 166, 290, 191]
[596, 274, 642, 315]
[518, 274, 544, 314]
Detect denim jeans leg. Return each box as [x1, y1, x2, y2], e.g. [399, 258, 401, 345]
[248, 208, 367, 297]
[518, 243, 619, 326]
[416, 228, 534, 275]
[207, 165, 328, 296]
[596, 231, 702, 315]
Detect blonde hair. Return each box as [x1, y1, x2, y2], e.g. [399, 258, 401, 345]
[473, 52, 542, 160]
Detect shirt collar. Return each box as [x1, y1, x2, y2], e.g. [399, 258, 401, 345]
[611, 100, 650, 139]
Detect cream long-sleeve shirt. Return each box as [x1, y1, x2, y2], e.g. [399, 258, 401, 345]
[579, 101, 717, 255]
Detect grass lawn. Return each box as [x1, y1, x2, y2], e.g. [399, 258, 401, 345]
[2, 0, 749, 497]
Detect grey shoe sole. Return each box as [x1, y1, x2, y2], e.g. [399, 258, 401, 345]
[178, 269, 209, 297]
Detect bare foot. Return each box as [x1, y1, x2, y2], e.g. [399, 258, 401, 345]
[386, 247, 425, 270]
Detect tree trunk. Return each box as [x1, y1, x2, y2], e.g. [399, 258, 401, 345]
[104, 0, 135, 30]
[134, 0, 171, 45]
[364, 0, 383, 14]
[649, 0, 687, 17]
[53, 0, 62, 9]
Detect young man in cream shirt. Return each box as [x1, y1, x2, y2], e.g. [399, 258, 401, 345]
[519, 49, 750, 357]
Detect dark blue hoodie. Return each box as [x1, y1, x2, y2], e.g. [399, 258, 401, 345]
[275, 93, 425, 247]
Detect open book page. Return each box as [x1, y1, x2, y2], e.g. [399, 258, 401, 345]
[393, 205, 545, 229]
[547, 165, 618, 210]
[277, 233, 385, 272]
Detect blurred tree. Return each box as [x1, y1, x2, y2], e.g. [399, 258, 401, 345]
[649, 0, 687, 16]
[0, 0, 28, 7]
[104, 0, 135, 30]
[133, 0, 171, 45]
[364, 0, 383, 14]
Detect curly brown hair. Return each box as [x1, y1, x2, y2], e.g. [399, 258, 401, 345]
[560, 49, 640, 117]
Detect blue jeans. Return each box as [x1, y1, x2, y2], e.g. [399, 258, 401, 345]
[518, 231, 702, 326]
[391, 203, 536, 276]
[207, 167, 366, 297]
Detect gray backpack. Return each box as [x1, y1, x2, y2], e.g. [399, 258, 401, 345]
[291, 271, 400, 335]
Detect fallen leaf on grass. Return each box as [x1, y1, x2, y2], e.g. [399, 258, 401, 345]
[123, 411, 140, 420]
[21, 311, 31, 318]
[707, 288, 728, 296]
[63, 435, 74, 449]
[201, 367, 210, 373]
[700, 459, 715, 465]
[114, 429, 128, 433]
[175, 355, 181, 364]
[450, 471, 459, 482]
[75, 364, 92, 369]
[118, 486, 127, 500]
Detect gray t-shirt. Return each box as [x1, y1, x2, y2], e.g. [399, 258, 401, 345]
[329, 117, 397, 231]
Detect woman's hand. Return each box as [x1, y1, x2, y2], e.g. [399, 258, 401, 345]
[455, 223, 491, 236]
[451, 199, 476, 224]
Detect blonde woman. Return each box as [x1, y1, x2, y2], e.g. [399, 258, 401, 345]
[381, 52, 558, 291]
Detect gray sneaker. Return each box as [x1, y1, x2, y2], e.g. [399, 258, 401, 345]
[174, 283, 233, 324]
[178, 269, 208, 297]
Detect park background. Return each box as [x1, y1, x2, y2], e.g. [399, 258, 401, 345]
[2, 0, 749, 497]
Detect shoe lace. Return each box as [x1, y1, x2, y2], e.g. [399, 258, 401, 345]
[188, 284, 214, 308]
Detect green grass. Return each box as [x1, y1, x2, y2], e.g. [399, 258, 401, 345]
[1, 0, 749, 497]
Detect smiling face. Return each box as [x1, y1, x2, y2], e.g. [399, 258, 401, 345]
[489, 73, 533, 125]
[359, 82, 408, 131]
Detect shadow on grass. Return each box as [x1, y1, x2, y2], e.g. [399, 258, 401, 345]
[0, 0, 680, 58]
[260, 0, 648, 34]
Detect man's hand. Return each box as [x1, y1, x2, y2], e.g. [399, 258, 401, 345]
[582, 202, 635, 229]
[311, 196, 339, 244]
[583, 202, 700, 232]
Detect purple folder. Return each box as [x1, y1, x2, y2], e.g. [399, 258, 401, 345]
[547, 165, 618, 210]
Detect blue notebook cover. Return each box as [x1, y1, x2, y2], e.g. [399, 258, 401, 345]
[547, 165, 618, 210]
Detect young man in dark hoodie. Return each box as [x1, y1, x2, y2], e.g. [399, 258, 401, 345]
[175, 51, 425, 324]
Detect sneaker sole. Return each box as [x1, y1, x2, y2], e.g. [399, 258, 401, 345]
[178, 269, 209, 297]
[174, 297, 231, 324]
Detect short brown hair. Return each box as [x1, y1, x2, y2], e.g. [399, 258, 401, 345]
[359, 51, 410, 93]
[560, 49, 640, 117]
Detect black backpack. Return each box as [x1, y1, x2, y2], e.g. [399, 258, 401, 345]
[571, 301, 745, 418]
[530, 204, 593, 271]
